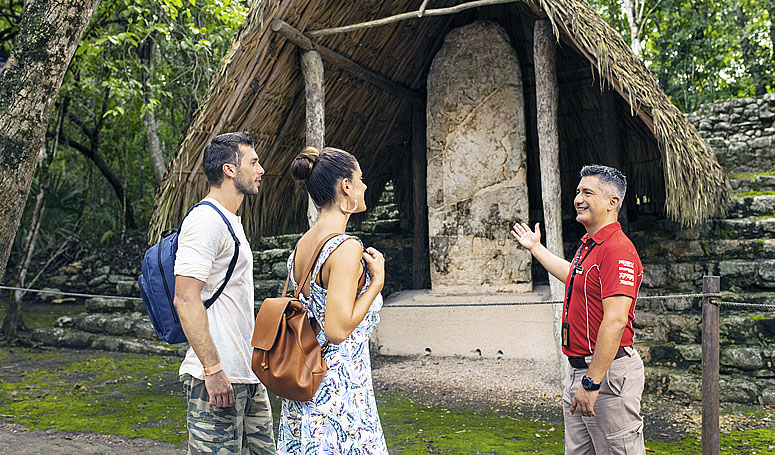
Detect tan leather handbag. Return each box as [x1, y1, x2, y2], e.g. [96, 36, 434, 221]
[251, 234, 364, 402]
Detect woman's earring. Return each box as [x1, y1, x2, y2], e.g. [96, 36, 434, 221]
[340, 198, 358, 214]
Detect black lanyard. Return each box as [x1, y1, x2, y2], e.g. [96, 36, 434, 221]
[564, 241, 597, 319]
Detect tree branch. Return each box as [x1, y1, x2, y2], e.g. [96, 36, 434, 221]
[55, 131, 138, 229]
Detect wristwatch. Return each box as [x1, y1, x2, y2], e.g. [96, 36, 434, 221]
[581, 375, 601, 391]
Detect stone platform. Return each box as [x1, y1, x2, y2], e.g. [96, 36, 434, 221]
[372, 286, 558, 364]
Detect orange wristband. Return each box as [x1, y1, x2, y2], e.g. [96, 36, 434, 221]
[203, 362, 222, 376]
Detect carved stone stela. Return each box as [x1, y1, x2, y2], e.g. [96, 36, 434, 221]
[426, 21, 531, 293]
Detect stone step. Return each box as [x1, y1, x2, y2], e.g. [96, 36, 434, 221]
[636, 288, 775, 313]
[85, 297, 145, 313]
[639, 343, 775, 378]
[728, 194, 775, 218]
[255, 279, 285, 301]
[32, 327, 183, 356]
[634, 238, 775, 261]
[360, 219, 401, 233]
[644, 365, 775, 404]
[627, 216, 775, 241]
[55, 311, 159, 341]
[730, 174, 775, 193]
[254, 234, 301, 250]
[640, 260, 775, 291]
[253, 248, 293, 280]
[634, 310, 775, 344]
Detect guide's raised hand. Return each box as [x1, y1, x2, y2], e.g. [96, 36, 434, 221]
[511, 222, 541, 251]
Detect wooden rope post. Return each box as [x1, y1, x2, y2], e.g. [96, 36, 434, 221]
[300, 48, 325, 227]
[534, 19, 566, 377]
[702, 275, 720, 455]
[411, 103, 429, 289]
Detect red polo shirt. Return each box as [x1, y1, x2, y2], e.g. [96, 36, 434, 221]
[561, 222, 642, 357]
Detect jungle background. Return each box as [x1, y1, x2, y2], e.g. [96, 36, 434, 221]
[1, 0, 774, 453]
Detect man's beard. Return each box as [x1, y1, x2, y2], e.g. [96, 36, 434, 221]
[235, 170, 259, 196]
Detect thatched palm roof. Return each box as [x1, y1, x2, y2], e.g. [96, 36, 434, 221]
[149, 0, 730, 242]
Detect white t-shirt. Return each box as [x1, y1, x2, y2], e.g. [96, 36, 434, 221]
[174, 198, 258, 383]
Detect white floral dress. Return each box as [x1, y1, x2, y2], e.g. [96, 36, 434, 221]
[277, 234, 387, 455]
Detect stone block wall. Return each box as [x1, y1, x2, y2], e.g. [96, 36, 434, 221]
[687, 93, 775, 174]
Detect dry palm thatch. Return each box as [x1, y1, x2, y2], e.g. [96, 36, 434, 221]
[149, 0, 730, 243]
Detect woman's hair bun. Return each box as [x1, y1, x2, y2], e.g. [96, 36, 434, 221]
[291, 146, 320, 182]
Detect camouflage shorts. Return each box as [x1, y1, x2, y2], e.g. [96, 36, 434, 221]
[181, 374, 276, 455]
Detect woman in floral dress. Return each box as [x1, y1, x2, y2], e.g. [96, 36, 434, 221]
[277, 146, 388, 454]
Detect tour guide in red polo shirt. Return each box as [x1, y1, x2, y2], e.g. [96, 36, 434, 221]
[512, 165, 645, 455]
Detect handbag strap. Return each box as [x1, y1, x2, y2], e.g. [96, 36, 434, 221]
[280, 233, 368, 298]
[279, 233, 340, 299]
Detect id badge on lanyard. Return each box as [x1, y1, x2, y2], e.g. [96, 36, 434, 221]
[562, 243, 595, 349]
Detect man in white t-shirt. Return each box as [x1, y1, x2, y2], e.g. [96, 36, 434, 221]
[173, 132, 275, 455]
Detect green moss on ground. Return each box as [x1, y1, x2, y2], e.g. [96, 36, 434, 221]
[0, 348, 186, 443]
[377, 394, 564, 454]
[729, 172, 775, 180]
[1, 346, 774, 454]
[733, 190, 775, 197]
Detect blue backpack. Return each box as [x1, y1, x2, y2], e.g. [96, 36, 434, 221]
[138, 201, 240, 344]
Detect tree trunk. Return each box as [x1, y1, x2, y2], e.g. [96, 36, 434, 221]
[141, 39, 166, 184]
[301, 49, 324, 227]
[534, 19, 566, 380]
[2, 100, 65, 340]
[622, 0, 642, 56]
[0, 0, 101, 285]
[770, 3, 775, 68]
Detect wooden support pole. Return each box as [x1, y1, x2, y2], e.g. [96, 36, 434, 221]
[271, 20, 422, 105]
[300, 49, 325, 227]
[702, 275, 720, 455]
[534, 19, 566, 376]
[412, 103, 429, 289]
[306, 0, 521, 37]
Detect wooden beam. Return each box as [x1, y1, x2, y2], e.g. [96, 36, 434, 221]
[534, 19, 566, 378]
[306, 0, 521, 37]
[411, 103, 429, 289]
[301, 49, 324, 226]
[271, 20, 423, 104]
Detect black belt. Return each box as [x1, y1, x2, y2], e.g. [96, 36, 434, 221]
[567, 346, 630, 369]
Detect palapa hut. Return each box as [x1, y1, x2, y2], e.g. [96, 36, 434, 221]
[150, 0, 730, 300]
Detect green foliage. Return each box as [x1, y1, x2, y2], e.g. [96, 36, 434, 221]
[587, 0, 775, 111]
[12, 0, 247, 247]
[0, 0, 23, 57]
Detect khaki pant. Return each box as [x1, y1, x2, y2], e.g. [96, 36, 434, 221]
[563, 347, 646, 455]
[182, 374, 276, 455]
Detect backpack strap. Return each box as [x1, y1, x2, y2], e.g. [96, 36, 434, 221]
[292, 233, 340, 299]
[181, 200, 241, 310]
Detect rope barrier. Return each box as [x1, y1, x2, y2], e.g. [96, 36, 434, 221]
[0, 285, 142, 302]
[1, 285, 772, 311]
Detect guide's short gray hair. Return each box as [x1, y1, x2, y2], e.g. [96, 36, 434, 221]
[580, 165, 627, 211]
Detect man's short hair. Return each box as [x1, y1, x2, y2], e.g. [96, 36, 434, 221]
[203, 132, 254, 187]
[580, 164, 627, 211]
